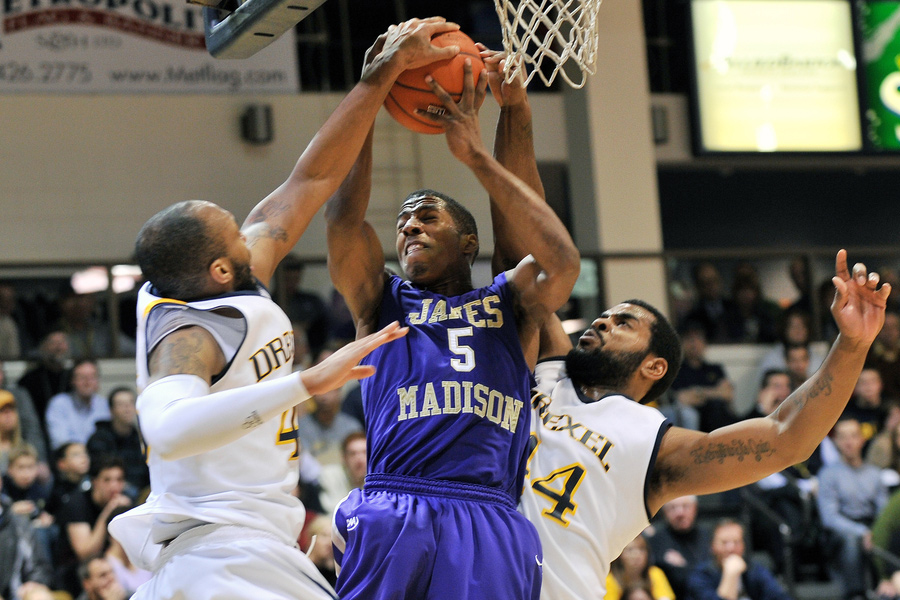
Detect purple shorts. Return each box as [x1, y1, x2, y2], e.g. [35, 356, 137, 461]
[333, 473, 542, 600]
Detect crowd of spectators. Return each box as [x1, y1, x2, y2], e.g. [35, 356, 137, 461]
[8, 255, 900, 598]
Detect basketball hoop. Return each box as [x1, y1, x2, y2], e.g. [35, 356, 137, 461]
[493, 0, 602, 88]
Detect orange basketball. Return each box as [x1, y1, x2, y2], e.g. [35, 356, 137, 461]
[384, 30, 485, 134]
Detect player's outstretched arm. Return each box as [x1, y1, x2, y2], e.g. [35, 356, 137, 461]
[647, 250, 890, 515]
[240, 17, 462, 286]
[425, 63, 580, 339]
[138, 322, 407, 461]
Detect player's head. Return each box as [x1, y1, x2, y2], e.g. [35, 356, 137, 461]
[396, 190, 479, 285]
[565, 299, 682, 403]
[135, 200, 254, 300]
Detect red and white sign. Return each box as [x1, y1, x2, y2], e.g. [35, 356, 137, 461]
[0, 0, 298, 93]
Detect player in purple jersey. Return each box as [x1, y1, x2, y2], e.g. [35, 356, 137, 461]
[324, 31, 580, 600]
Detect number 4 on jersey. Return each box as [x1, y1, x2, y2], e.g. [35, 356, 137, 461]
[531, 463, 586, 526]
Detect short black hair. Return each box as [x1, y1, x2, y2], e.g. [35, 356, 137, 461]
[89, 454, 124, 480]
[403, 189, 479, 261]
[760, 368, 789, 389]
[623, 299, 683, 403]
[107, 386, 136, 410]
[54, 441, 82, 464]
[135, 201, 226, 300]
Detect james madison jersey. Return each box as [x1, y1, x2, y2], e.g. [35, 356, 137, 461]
[110, 282, 304, 570]
[333, 272, 541, 600]
[360, 272, 533, 496]
[522, 359, 671, 600]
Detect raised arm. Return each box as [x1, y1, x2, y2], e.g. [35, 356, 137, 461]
[425, 63, 580, 363]
[323, 120, 386, 333]
[240, 18, 463, 286]
[480, 50, 545, 275]
[647, 250, 890, 515]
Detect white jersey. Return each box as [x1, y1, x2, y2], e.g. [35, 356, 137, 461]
[522, 359, 670, 600]
[110, 282, 303, 570]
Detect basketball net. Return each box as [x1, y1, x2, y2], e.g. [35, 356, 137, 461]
[493, 0, 602, 88]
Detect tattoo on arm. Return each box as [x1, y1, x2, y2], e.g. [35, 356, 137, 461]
[689, 439, 776, 465]
[775, 371, 834, 417]
[245, 201, 290, 243]
[151, 330, 211, 378]
[246, 225, 288, 245]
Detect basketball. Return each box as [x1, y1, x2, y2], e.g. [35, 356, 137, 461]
[384, 30, 485, 134]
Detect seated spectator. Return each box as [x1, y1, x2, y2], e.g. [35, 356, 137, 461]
[18, 330, 72, 427]
[687, 519, 791, 600]
[646, 495, 711, 600]
[817, 417, 889, 600]
[0, 469, 55, 599]
[742, 369, 820, 574]
[668, 323, 736, 432]
[0, 389, 28, 473]
[870, 487, 900, 600]
[679, 262, 732, 344]
[844, 367, 890, 450]
[784, 343, 813, 391]
[867, 415, 900, 492]
[754, 308, 826, 390]
[867, 311, 900, 402]
[279, 255, 330, 358]
[46, 442, 90, 516]
[53, 456, 131, 597]
[0, 361, 50, 480]
[605, 534, 674, 600]
[297, 350, 363, 466]
[45, 360, 110, 451]
[75, 556, 127, 600]
[723, 267, 779, 343]
[54, 287, 135, 360]
[319, 431, 367, 514]
[0, 282, 24, 360]
[86, 387, 148, 499]
[3, 444, 52, 526]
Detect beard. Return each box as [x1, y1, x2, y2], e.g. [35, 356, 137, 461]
[564, 345, 647, 394]
[232, 258, 256, 292]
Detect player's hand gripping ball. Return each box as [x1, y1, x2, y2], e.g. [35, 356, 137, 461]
[384, 30, 485, 134]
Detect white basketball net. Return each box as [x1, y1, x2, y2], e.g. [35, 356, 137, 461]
[493, 0, 602, 88]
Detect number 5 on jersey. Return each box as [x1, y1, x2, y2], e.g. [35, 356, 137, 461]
[448, 327, 475, 372]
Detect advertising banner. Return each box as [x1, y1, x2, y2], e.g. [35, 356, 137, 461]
[0, 0, 299, 93]
[691, 0, 862, 152]
[861, 1, 900, 149]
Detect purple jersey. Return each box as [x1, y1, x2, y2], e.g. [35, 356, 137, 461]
[361, 272, 533, 500]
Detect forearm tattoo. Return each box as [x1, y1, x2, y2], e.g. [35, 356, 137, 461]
[775, 371, 834, 418]
[689, 439, 776, 465]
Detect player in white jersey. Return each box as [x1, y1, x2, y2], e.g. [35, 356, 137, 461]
[478, 54, 892, 600]
[520, 255, 888, 600]
[106, 17, 462, 600]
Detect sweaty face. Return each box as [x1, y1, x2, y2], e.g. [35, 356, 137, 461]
[565, 304, 654, 395]
[395, 197, 467, 284]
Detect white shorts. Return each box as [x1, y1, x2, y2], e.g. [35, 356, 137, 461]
[133, 524, 337, 600]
